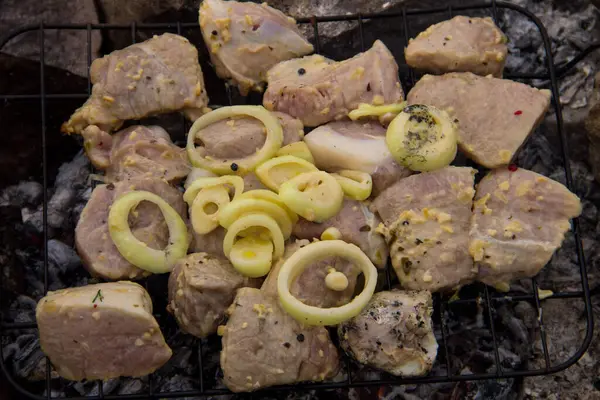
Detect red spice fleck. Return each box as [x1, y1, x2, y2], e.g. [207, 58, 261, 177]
[93, 304, 98, 308]
[514, 110, 523, 115]
[508, 164, 518, 172]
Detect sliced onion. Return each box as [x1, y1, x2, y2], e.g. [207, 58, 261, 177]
[187, 106, 283, 174]
[276, 142, 315, 164]
[223, 213, 285, 276]
[183, 175, 244, 235]
[183, 175, 244, 205]
[190, 185, 230, 234]
[255, 155, 318, 192]
[218, 198, 293, 239]
[331, 170, 372, 201]
[348, 102, 407, 124]
[278, 171, 344, 222]
[386, 104, 457, 172]
[277, 240, 378, 326]
[321, 227, 342, 241]
[229, 236, 274, 278]
[238, 190, 298, 224]
[108, 191, 188, 274]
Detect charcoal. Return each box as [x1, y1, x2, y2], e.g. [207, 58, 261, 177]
[47, 239, 81, 274]
[116, 379, 145, 395]
[2, 334, 45, 380]
[158, 375, 198, 394]
[24, 152, 90, 235]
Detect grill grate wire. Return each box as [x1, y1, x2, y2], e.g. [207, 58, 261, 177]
[0, 1, 594, 399]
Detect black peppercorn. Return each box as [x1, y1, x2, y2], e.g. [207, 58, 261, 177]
[297, 68, 306, 75]
[230, 163, 239, 172]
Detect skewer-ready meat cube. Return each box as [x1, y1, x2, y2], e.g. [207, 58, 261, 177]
[338, 290, 437, 377]
[192, 111, 303, 160]
[219, 287, 340, 392]
[199, 0, 314, 95]
[407, 72, 551, 169]
[470, 167, 581, 289]
[82, 125, 190, 183]
[168, 252, 260, 338]
[75, 177, 187, 281]
[264, 40, 404, 127]
[36, 282, 172, 381]
[372, 166, 477, 292]
[62, 33, 209, 135]
[406, 16, 508, 77]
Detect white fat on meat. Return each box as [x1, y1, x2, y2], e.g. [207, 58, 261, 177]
[303, 120, 411, 195]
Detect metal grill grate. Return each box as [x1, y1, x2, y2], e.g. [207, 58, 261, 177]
[0, 1, 594, 399]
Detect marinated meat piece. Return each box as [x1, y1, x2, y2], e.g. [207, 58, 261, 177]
[36, 282, 171, 381]
[338, 290, 437, 377]
[304, 120, 411, 195]
[189, 226, 227, 257]
[407, 73, 551, 168]
[82, 125, 190, 183]
[199, 0, 313, 95]
[470, 167, 582, 289]
[195, 112, 303, 159]
[75, 177, 187, 280]
[220, 287, 339, 392]
[292, 199, 389, 269]
[372, 166, 476, 292]
[62, 33, 209, 135]
[262, 240, 360, 308]
[406, 16, 507, 77]
[264, 40, 404, 127]
[372, 157, 413, 197]
[168, 253, 260, 338]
